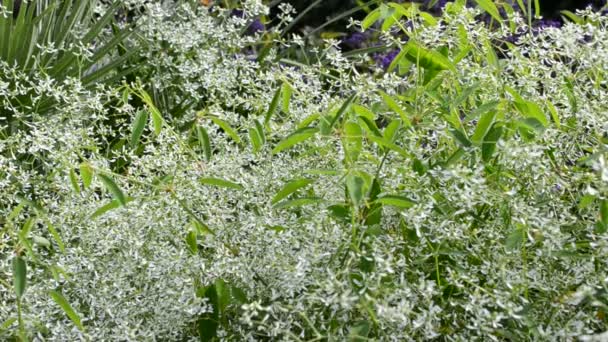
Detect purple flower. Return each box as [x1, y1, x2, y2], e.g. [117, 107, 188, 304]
[373, 48, 400, 70]
[341, 32, 368, 49]
[248, 18, 265, 34]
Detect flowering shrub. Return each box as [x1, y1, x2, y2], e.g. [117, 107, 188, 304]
[1, 0, 608, 340]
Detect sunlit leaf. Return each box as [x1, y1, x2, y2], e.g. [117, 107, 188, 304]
[272, 127, 318, 154]
[12, 256, 26, 299]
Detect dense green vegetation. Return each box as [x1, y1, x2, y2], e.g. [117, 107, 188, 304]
[1, 0, 608, 340]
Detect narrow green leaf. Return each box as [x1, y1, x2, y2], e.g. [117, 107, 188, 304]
[281, 82, 292, 113]
[343, 122, 363, 163]
[272, 127, 318, 154]
[0, 317, 17, 333]
[274, 197, 323, 208]
[98, 174, 126, 206]
[13, 257, 26, 299]
[346, 174, 365, 208]
[379, 91, 412, 127]
[79, 163, 93, 189]
[249, 127, 263, 153]
[383, 119, 402, 143]
[43, 217, 65, 253]
[546, 100, 561, 128]
[560, 10, 584, 24]
[600, 199, 608, 224]
[272, 178, 313, 204]
[376, 195, 415, 208]
[449, 128, 472, 148]
[91, 197, 134, 219]
[130, 110, 148, 148]
[200, 177, 244, 190]
[474, 0, 503, 23]
[196, 126, 212, 161]
[265, 85, 282, 125]
[210, 117, 241, 144]
[328, 93, 358, 130]
[481, 124, 503, 162]
[49, 290, 84, 331]
[186, 231, 198, 255]
[471, 111, 496, 144]
[149, 107, 163, 136]
[367, 135, 409, 157]
[361, 8, 382, 30]
[69, 168, 80, 194]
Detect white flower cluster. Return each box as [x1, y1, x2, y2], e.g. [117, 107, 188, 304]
[1, 1, 608, 340]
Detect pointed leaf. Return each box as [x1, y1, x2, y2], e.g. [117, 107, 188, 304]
[200, 177, 244, 190]
[272, 127, 318, 154]
[12, 256, 26, 299]
[98, 174, 126, 206]
[274, 197, 323, 208]
[79, 163, 93, 189]
[281, 82, 292, 113]
[210, 117, 241, 144]
[130, 110, 148, 147]
[272, 178, 313, 204]
[196, 126, 212, 161]
[49, 290, 84, 331]
[376, 195, 415, 208]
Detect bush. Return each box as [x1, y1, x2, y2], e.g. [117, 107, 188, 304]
[1, 0, 607, 340]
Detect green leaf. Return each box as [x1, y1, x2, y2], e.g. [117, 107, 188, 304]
[514, 100, 548, 127]
[352, 104, 376, 121]
[281, 82, 292, 113]
[601, 199, 608, 224]
[367, 134, 409, 157]
[79, 163, 93, 189]
[402, 40, 456, 72]
[265, 85, 282, 125]
[348, 321, 371, 341]
[91, 197, 134, 219]
[0, 317, 17, 334]
[383, 119, 402, 143]
[138, 90, 163, 136]
[560, 10, 584, 24]
[546, 100, 561, 128]
[449, 128, 472, 148]
[210, 117, 241, 144]
[196, 126, 212, 161]
[361, 8, 382, 30]
[376, 195, 415, 209]
[248, 120, 266, 154]
[505, 225, 526, 251]
[343, 122, 363, 163]
[130, 110, 148, 148]
[12, 256, 26, 299]
[272, 127, 318, 154]
[328, 93, 358, 130]
[69, 168, 80, 194]
[274, 197, 323, 208]
[379, 91, 412, 127]
[200, 177, 244, 190]
[43, 217, 65, 253]
[272, 178, 314, 204]
[481, 124, 503, 162]
[471, 111, 496, 144]
[49, 290, 84, 331]
[186, 230, 198, 255]
[474, 0, 503, 23]
[346, 174, 365, 208]
[98, 174, 126, 206]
